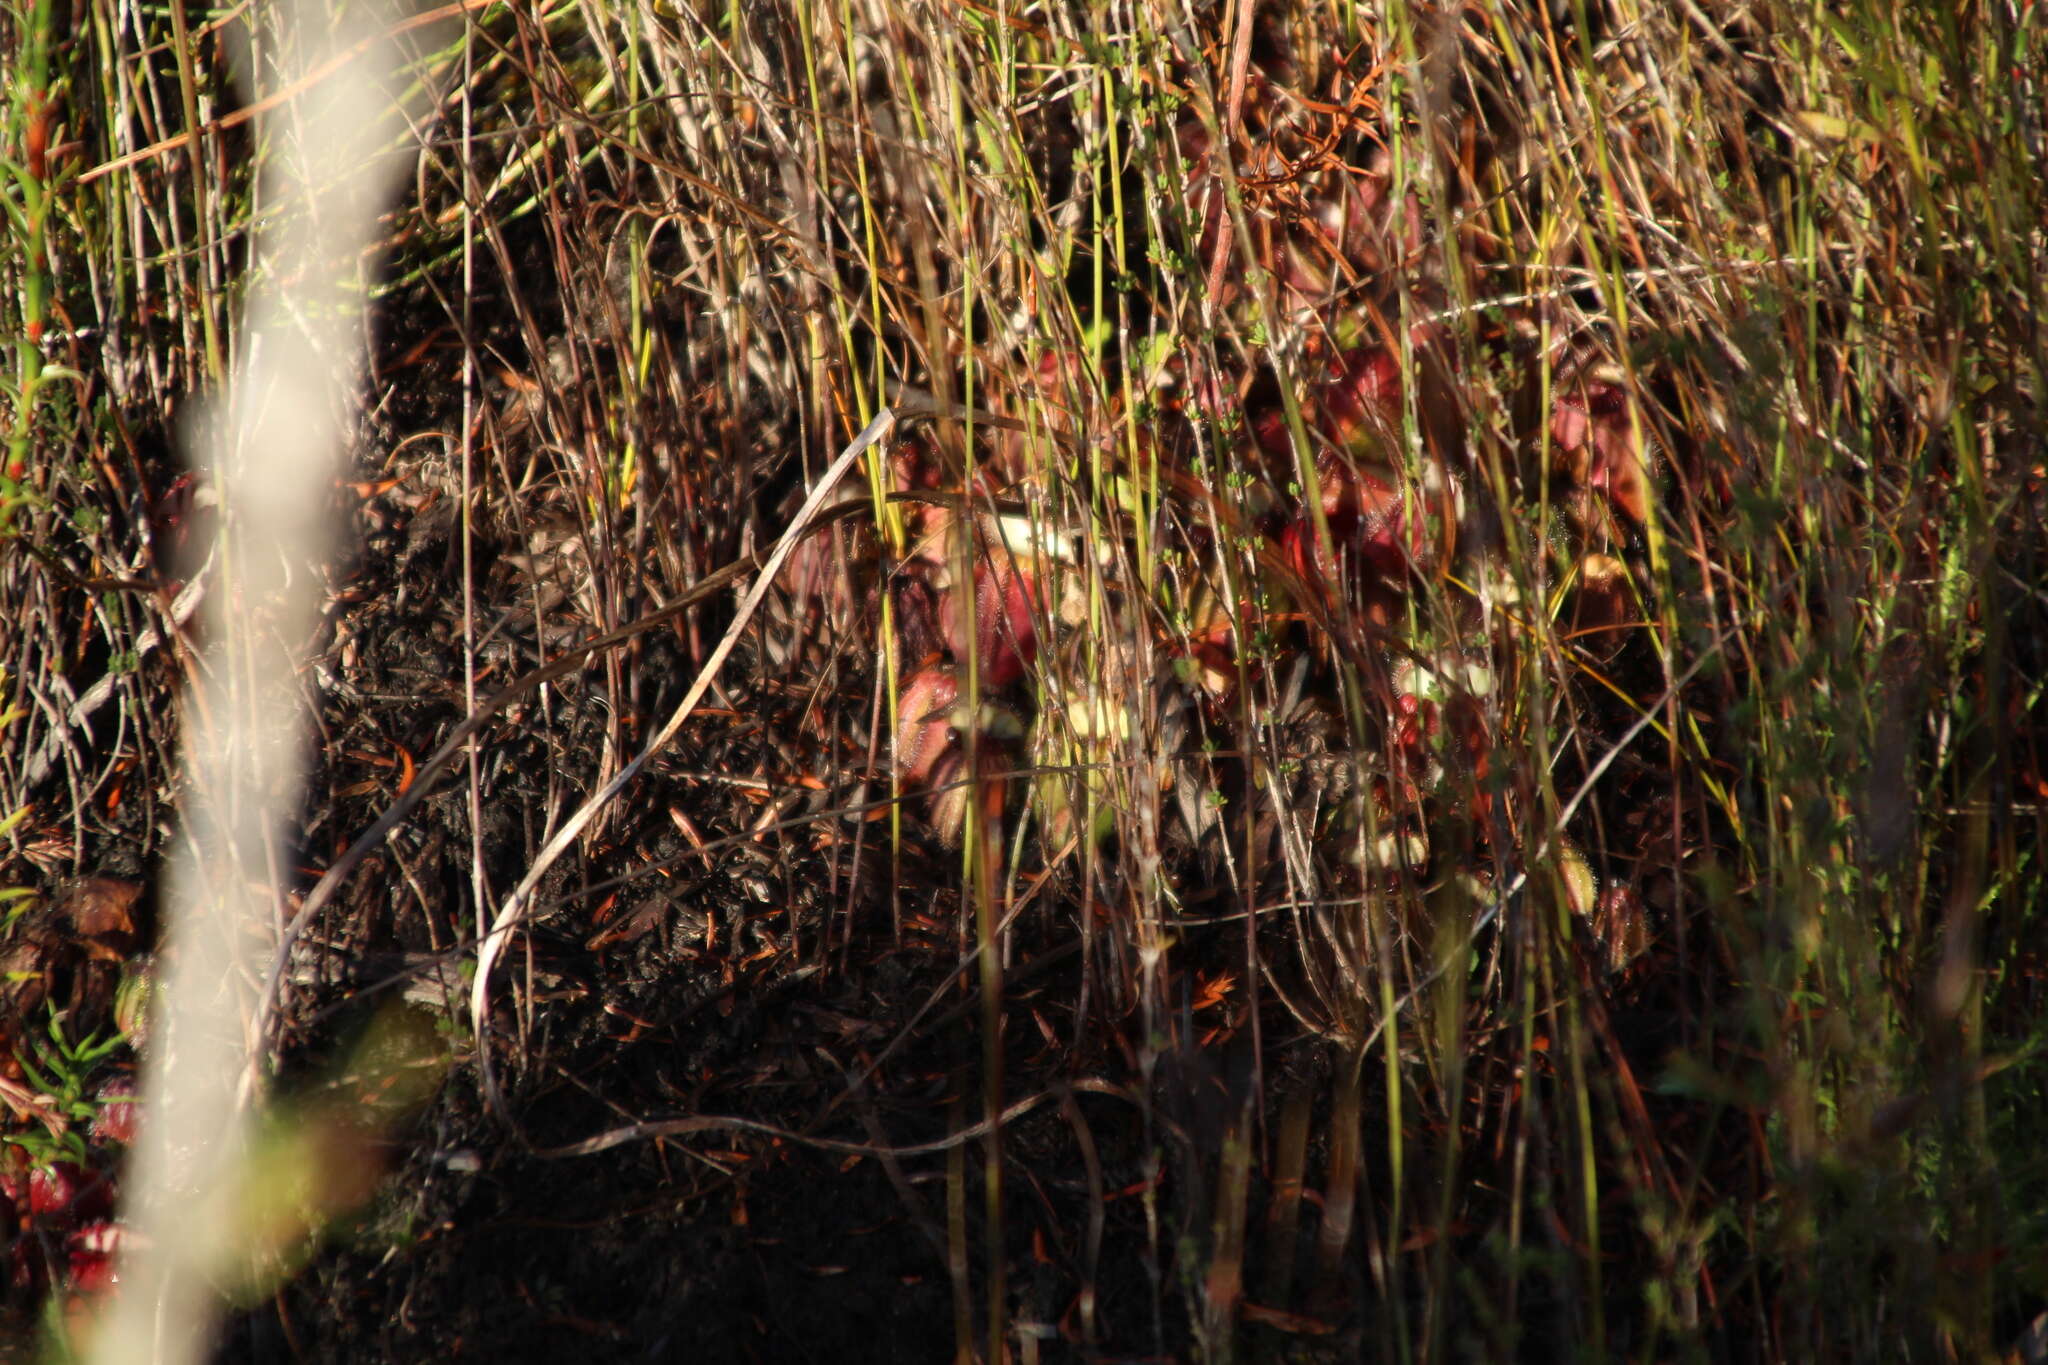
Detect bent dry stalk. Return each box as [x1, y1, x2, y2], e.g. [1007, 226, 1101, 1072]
[467, 408, 898, 1118]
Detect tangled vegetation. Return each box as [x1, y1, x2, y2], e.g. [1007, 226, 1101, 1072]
[2, 0, 2044, 1358]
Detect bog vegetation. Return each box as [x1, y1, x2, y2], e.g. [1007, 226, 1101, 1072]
[2, 0, 2044, 1359]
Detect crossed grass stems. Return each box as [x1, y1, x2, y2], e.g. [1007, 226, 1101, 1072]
[1, 0, 2043, 1357]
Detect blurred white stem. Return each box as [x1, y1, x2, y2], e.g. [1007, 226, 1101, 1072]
[94, 3, 400, 1360]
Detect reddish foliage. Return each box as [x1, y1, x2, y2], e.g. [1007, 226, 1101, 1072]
[1320, 346, 1403, 456]
[968, 561, 1041, 687]
[936, 559, 1041, 689]
[1389, 692, 1441, 804]
[893, 665, 960, 785]
[28, 1163, 79, 1218]
[66, 1221, 122, 1295]
[90, 1078, 137, 1146]
[1443, 693, 1495, 826]
[1552, 379, 1649, 523]
[1279, 457, 1427, 615]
